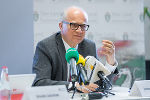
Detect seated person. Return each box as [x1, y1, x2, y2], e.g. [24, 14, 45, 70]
[32, 6, 118, 93]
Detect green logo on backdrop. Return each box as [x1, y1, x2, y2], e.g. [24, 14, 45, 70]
[34, 11, 39, 22]
[144, 7, 150, 20]
[105, 12, 111, 22]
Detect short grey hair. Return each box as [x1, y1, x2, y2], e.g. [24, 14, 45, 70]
[61, 6, 88, 22]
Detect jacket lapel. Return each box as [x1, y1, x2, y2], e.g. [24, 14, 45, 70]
[55, 32, 67, 81]
[78, 40, 86, 58]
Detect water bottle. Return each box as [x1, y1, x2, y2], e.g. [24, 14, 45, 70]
[0, 66, 11, 100]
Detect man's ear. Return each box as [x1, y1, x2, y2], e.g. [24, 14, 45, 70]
[59, 22, 63, 30]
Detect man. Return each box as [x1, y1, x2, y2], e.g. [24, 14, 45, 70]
[32, 6, 118, 93]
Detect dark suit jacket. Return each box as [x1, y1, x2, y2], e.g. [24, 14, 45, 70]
[32, 32, 98, 86]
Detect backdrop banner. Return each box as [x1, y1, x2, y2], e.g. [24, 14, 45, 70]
[34, 0, 145, 88]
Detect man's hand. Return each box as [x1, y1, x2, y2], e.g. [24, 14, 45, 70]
[76, 83, 99, 93]
[100, 40, 115, 66]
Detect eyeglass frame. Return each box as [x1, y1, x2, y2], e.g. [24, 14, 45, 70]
[62, 21, 89, 31]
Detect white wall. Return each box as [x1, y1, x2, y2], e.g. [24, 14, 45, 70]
[0, 0, 33, 74]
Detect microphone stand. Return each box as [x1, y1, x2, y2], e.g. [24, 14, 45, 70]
[68, 64, 89, 99]
[67, 64, 79, 99]
[67, 74, 78, 99]
[77, 64, 89, 85]
[96, 71, 115, 97]
[70, 63, 89, 99]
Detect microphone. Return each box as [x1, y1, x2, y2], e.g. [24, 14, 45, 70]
[84, 56, 111, 83]
[76, 54, 89, 85]
[65, 48, 79, 82]
[97, 71, 105, 81]
[97, 71, 112, 89]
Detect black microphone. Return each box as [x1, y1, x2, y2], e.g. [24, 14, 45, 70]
[97, 71, 105, 81]
[97, 71, 112, 90]
[76, 55, 89, 85]
[97, 71, 112, 84]
[65, 48, 79, 82]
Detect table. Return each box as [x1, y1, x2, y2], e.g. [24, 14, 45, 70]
[9, 86, 150, 100]
[71, 86, 150, 100]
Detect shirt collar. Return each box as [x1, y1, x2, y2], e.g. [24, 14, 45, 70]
[62, 37, 78, 51]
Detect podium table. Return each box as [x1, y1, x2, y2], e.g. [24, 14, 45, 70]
[72, 86, 150, 100]
[9, 86, 150, 100]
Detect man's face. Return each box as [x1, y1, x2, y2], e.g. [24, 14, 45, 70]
[60, 10, 88, 47]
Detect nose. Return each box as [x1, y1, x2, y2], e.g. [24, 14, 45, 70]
[76, 26, 83, 32]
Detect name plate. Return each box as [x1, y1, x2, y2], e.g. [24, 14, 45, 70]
[22, 85, 69, 100]
[129, 80, 150, 97]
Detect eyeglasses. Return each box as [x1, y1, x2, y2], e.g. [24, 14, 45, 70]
[62, 21, 89, 31]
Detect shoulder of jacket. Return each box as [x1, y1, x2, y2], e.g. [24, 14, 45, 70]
[81, 38, 95, 45]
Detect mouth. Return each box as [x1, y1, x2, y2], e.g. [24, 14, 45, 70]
[74, 35, 82, 38]
[74, 35, 83, 40]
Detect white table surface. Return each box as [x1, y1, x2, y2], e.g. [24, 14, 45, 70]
[70, 86, 150, 100]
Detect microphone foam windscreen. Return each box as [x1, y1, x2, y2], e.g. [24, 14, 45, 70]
[85, 56, 111, 83]
[65, 48, 79, 63]
[77, 54, 85, 66]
